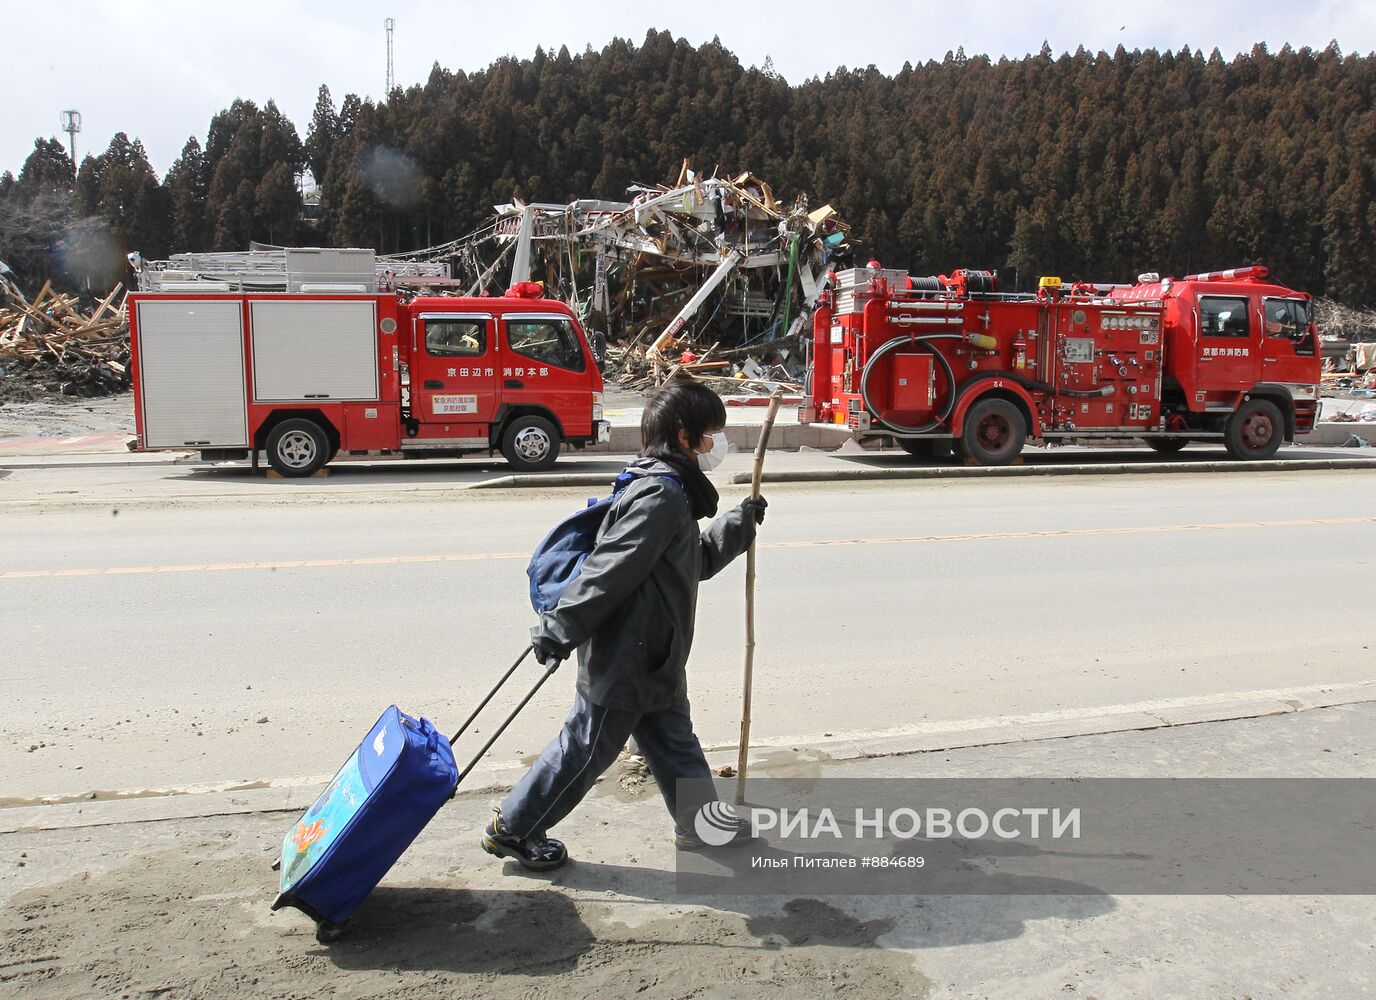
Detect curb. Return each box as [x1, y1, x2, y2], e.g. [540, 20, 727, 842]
[0, 427, 838, 470]
[466, 473, 777, 492]
[731, 456, 1376, 485]
[0, 457, 196, 471]
[4, 420, 1368, 470]
[7, 681, 1373, 834]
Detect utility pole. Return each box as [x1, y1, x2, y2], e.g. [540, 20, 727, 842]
[384, 18, 395, 94]
[60, 109, 81, 167]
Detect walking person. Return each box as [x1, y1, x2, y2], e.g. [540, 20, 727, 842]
[482, 377, 767, 869]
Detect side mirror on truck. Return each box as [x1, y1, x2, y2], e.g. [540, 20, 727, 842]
[591, 330, 608, 374]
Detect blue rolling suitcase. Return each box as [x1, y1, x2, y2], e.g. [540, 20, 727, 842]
[271, 646, 554, 940]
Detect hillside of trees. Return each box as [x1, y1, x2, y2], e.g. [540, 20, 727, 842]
[2, 31, 1374, 303]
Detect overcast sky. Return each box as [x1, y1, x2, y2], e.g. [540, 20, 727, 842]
[3, 0, 1374, 177]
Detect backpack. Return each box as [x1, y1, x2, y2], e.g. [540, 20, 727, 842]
[526, 471, 682, 613]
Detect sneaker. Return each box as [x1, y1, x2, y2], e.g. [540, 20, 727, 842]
[674, 822, 757, 851]
[481, 811, 568, 871]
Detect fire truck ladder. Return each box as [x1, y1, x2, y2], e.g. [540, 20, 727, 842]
[134, 248, 450, 293]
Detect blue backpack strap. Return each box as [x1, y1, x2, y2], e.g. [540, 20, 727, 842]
[612, 471, 680, 494]
[528, 470, 687, 614]
[609, 471, 684, 503]
[591, 472, 641, 507]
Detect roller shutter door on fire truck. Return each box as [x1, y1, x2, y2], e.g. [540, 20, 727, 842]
[250, 300, 380, 402]
[137, 299, 249, 449]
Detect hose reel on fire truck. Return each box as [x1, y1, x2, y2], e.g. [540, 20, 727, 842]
[858, 333, 961, 435]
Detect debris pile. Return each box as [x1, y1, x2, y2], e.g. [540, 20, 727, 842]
[388, 162, 856, 396]
[0, 281, 131, 400]
[1315, 297, 1376, 346]
[1317, 296, 1376, 385]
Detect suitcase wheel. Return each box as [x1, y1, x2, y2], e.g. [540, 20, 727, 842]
[315, 920, 349, 944]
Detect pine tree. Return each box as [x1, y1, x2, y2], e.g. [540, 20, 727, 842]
[72, 133, 170, 263]
[164, 137, 210, 250]
[16, 139, 75, 199]
[256, 162, 302, 245]
[202, 99, 305, 248]
[305, 85, 339, 188]
[0, 140, 77, 290]
[1323, 160, 1376, 305]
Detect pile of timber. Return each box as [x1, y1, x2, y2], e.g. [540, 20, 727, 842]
[605, 339, 804, 396]
[0, 282, 131, 397]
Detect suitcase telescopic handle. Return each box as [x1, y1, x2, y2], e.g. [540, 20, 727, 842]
[449, 645, 533, 745]
[451, 645, 559, 785]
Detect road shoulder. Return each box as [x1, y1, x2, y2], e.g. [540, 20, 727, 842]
[3, 703, 1373, 998]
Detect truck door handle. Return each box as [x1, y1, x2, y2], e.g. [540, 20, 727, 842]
[424, 379, 443, 389]
[505, 379, 524, 389]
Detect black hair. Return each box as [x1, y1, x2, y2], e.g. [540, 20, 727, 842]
[640, 376, 728, 457]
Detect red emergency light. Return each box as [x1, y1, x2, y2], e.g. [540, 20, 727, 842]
[507, 281, 545, 299]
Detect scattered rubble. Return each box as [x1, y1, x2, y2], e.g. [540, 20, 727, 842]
[386, 162, 854, 396]
[1317, 297, 1376, 384]
[1315, 297, 1376, 346]
[0, 280, 131, 401]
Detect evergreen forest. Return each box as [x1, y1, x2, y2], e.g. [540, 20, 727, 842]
[2, 32, 1373, 303]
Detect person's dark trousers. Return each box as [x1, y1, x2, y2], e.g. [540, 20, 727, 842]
[500, 691, 716, 839]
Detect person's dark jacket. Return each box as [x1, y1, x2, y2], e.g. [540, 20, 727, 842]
[532, 457, 756, 713]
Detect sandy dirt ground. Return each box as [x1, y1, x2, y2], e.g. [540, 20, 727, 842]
[0, 393, 134, 439]
[2, 705, 1374, 999]
[0, 777, 925, 1000]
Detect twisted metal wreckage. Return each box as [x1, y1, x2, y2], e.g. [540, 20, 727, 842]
[126, 166, 854, 394]
[378, 164, 854, 392]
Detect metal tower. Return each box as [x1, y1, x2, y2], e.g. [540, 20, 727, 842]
[60, 109, 81, 166]
[385, 18, 395, 94]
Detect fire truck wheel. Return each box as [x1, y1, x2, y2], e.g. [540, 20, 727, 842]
[266, 418, 331, 477]
[501, 415, 561, 472]
[1224, 398, 1284, 460]
[960, 398, 1026, 466]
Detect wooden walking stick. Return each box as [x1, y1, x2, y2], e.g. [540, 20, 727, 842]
[736, 390, 785, 805]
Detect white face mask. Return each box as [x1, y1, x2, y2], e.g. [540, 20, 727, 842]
[697, 431, 729, 472]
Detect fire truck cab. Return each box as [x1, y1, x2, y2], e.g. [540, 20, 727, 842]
[803, 264, 1320, 464]
[128, 250, 608, 476]
[1120, 267, 1320, 452]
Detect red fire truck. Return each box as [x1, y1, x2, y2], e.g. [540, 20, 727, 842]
[128, 251, 608, 476]
[802, 264, 1321, 464]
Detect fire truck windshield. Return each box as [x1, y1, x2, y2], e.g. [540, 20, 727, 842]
[507, 317, 587, 372]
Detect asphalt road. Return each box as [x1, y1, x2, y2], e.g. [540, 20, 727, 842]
[2, 463, 1374, 802]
